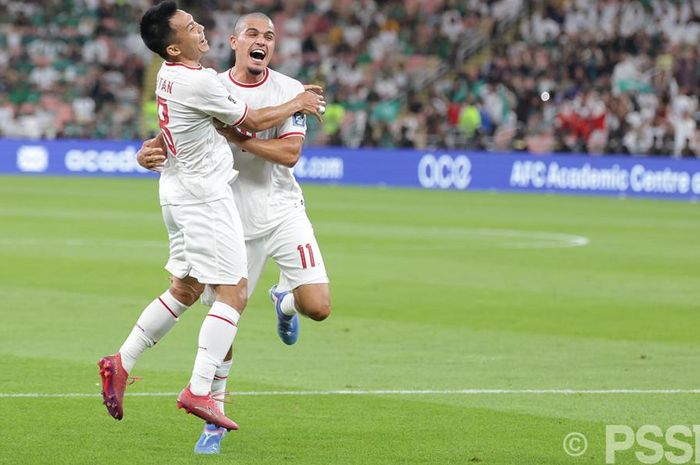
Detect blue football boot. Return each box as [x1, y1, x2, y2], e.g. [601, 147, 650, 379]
[194, 422, 227, 455]
[269, 285, 299, 345]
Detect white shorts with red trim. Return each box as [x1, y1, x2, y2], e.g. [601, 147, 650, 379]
[246, 209, 329, 294]
[162, 187, 247, 285]
[199, 209, 328, 306]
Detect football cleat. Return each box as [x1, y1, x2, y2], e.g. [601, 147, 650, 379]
[194, 423, 227, 455]
[98, 353, 129, 420]
[269, 285, 299, 345]
[177, 384, 239, 431]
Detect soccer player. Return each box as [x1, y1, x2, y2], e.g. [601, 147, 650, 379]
[97, 1, 325, 431]
[216, 12, 332, 332]
[137, 12, 332, 454]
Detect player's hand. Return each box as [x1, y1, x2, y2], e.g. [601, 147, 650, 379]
[213, 118, 228, 131]
[293, 90, 326, 122]
[216, 126, 250, 145]
[303, 84, 324, 96]
[137, 136, 166, 172]
[213, 118, 250, 144]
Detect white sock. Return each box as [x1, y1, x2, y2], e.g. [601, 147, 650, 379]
[211, 359, 233, 413]
[119, 291, 188, 373]
[280, 292, 297, 316]
[189, 302, 240, 396]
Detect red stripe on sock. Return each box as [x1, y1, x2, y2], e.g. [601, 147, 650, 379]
[207, 313, 237, 327]
[158, 297, 178, 319]
[213, 375, 228, 380]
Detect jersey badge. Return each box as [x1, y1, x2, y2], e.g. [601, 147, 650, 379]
[292, 112, 306, 128]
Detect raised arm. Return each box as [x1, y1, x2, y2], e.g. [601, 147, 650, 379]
[237, 86, 325, 133]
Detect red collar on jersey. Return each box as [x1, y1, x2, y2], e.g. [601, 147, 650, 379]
[228, 67, 269, 88]
[164, 62, 203, 70]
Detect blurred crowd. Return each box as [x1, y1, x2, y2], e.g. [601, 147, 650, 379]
[485, 0, 700, 157]
[1, 0, 698, 157]
[0, 0, 151, 139]
[160, 0, 523, 149]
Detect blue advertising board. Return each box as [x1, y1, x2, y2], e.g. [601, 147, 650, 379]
[0, 139, 155, 177]
[2, 138, 700, 201]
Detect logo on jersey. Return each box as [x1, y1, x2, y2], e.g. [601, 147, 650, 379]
[292, 112, 306, 128]
[227, 95, 238, 105]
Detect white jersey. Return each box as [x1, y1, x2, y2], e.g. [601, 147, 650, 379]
[155, 62, 248, 206]
[218, 67, 307, 240]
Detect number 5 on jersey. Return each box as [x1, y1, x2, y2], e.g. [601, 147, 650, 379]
[157, 96, 177, 156]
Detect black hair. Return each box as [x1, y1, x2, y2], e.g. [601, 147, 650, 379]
[140, 1, 178, 60]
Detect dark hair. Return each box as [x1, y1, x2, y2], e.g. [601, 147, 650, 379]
[140, 1, 178, 60]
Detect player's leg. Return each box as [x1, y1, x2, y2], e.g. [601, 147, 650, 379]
[98, 205, 203, 420]
[118, 206, 205, 372]
[291, 282, 331, 321]
[195, 237, 268, 453]
[118, 276, 203, 373]
[201, 236, 266, 306]
[187, 281, 247, 397]
[187, 282, 245, 445]
[208, 237, 267, 406]
[268, 211, 331, 344]
[179, 280, 247, 430]
[194, 344, 232, 455]
[175, 194, 248, 430]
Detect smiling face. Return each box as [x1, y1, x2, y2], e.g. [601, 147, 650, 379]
[230, 15, 275, 76]
[167, 9, 209, 61]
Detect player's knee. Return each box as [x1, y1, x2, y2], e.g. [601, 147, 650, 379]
[235, 280, 249, 311]
[234, 289, 248, 312]
[296, 285, 331, 321]
[169, 282, 202, 307]
[306, 297, 331, 321]
[220, 283, 248, 313]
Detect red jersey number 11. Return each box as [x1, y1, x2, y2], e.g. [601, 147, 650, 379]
[297, 243, 316, 269]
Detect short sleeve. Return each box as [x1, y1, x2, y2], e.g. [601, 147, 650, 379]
[277, 80, 307, 139]
[188, 72, 248, 127]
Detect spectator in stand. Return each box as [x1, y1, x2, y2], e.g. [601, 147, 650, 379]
[0, 0, 149, 139]
[1, 0, 697, 156]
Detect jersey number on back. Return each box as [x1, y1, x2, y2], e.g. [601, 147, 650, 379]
[157, 96, 177, 156]
[297, 243, 316, 269]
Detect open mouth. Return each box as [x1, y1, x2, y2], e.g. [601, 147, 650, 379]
[249, 49, 266, 64]
[199, 36, 208, 46]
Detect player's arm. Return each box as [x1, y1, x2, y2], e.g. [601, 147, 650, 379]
[218, 128, 303, 168]
[237, 85, 325, 133]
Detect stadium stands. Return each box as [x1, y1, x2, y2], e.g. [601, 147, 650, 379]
[0, 0, 151, 139]
[1, 0, 698, 156]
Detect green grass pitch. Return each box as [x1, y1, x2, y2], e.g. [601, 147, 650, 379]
[0, 176, 698, 465]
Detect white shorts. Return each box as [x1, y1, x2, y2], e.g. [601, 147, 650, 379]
[162, 189, 247, 285]
[246, 209, 329, 294]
